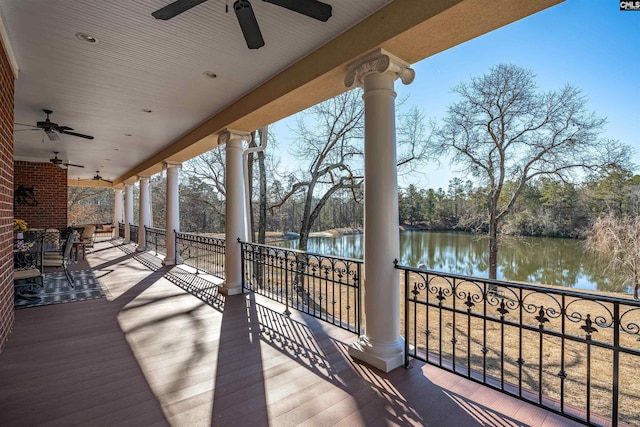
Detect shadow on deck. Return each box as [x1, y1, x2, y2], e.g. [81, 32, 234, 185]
[0, 239, 580, 426]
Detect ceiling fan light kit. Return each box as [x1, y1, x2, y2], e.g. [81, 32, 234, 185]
[151, 0, 332, 49]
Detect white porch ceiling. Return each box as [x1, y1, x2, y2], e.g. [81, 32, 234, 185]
[1, 0, 563, 186]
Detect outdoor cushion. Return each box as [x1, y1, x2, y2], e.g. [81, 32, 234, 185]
[43, 258, 66, 267]
[14, 267, 42, 280]
[80, 225, 96, 239]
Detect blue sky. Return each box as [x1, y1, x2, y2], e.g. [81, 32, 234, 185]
[273, 0, 639, 190]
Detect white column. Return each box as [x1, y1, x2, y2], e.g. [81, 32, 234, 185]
[113, 187, 123, 238]
[344, 49, 415, 372]
[148, 182, 154, 228]
[137, 176, 150, 251]
[124, 183, 134, 242]
[218, 129, 251, 296]
[163, 162, 182, 265]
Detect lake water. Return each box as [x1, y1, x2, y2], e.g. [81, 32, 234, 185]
[274, 231, 621, 293]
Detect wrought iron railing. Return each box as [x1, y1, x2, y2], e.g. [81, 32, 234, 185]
[175, 232, 225, 278]
[240, 241, 362, 334]
[129, 224, 139, 244]
[118, 222, 125, 239]
[397, 262, 640, 426]
[144, 226, 166, 256]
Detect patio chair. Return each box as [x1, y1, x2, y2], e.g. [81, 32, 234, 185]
[43, 230, 77, 287]
[79, 224, 96, 252]
[44, 228, 61, 253]
[14, 235, 45, 301]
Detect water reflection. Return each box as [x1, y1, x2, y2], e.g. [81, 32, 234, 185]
[276, 231, 619, 293]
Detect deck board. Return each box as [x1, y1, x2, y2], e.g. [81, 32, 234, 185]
[0, 239, 584, 426]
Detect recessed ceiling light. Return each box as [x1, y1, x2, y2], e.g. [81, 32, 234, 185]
[76, 32, 98, 43]
[105, 159, 111, 161]
[203, 71, 218, 79]
[142, 108, 152, 113]
[113, 148, 120, 151]
[124, 133, 132, 137]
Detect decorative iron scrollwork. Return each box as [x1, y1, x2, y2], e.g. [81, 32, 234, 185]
[535, 306, 550, 326]
[497, 300, 509, 316]
[581, 314, 598, 339]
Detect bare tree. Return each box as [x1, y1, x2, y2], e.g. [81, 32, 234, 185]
[437, 63, 633, 279]
[586, 214, 640, 298]
[273, 89, 434, 252]
[185, 147, 226, 200]
[272, 90, 365, 252]
[181, 147, 227, 231]
[68, 187, 114, 225]
[247, 127, 269, 244]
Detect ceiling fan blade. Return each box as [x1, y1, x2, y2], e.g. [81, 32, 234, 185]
[60, 130, 94, 140]
[65, 163, 85, 168]
[263, 0, 331, 21]
[152, 0, 209, 20]
[14, 122, 39, 128]
[234, 0, 264, 49]
[14, 129, 41, 132]
[45, 129, 59, 141]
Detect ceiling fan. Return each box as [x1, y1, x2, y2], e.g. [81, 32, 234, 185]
[93, 171, 113, 183]
[50, 152, 84, 169]
[15, 109, 94, 141]
[151, 0, 332, 49]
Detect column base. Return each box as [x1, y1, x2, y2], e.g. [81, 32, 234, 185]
[162, 256, 182, 266]
[219, 283, 243, 296]
[348, 335, 404, 373]
[136, 245, 146, 252]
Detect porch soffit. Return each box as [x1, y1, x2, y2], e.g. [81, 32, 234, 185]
[116, 0, 563, 185]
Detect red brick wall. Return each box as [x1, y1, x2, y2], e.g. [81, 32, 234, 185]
[0, 39, 15, 352]
[13, 161, 68, 229]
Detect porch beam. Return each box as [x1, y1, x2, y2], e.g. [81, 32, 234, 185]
[114, 0, 563, 184]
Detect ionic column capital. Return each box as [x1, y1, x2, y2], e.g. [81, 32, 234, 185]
[137, 175, 150, 183]
[163, 161, 182, 171]
[344, 49, 415, 89]
[218, 129, 253, 146]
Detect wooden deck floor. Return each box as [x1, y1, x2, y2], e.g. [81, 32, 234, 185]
[0, 239, 582, 426]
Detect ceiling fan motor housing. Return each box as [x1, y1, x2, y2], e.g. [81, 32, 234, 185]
[37, 121, 59, 131]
